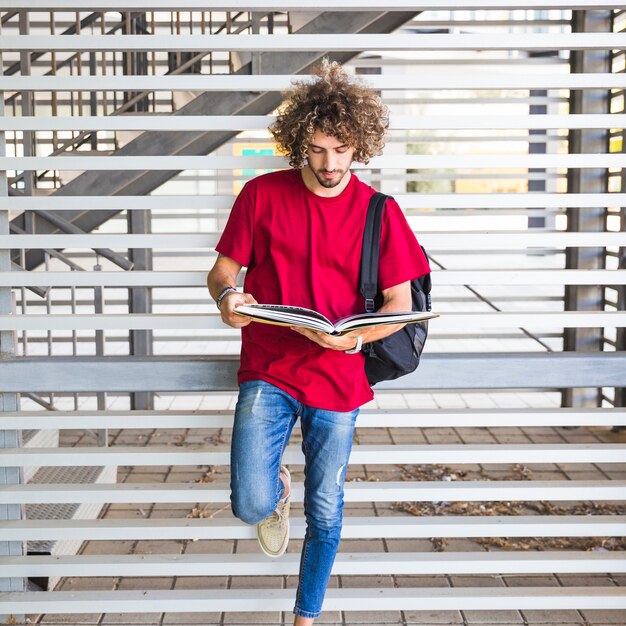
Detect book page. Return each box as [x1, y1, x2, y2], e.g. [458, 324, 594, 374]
[333, 311, 439, 334]
[234, 304, 335, 334]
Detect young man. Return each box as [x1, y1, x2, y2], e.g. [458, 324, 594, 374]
[207, 59, 429, 624]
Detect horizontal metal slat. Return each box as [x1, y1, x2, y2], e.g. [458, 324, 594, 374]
[3, 515, 625, 541]
[1, 114, 624, 131]
[1, 193, 623, 210]
[2, 444, 624, 467]
[1, 587, 625, 614]
[1, 353, 625, 392]
[3, 480, 624, 505]
[1, 408, 624, 430]
[0, 195, 236, 211]
[4, 33, 624, 52]
[3, 231, 625, 249]
[1, 311, 624, 331]
[409, 18, 571, 27]
[0, 234, 222, 248]
[2, 73, 624, 91]
[3, 551, 625, 577]
[3, 154, 625, 170]
[1, 270, 624, 288]
[3, 2, 625, 12]
[0, 0, 623, 12]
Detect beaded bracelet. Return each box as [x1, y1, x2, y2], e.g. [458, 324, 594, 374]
[216, 286, 237, 310]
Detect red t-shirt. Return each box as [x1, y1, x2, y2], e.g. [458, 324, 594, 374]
[215, 168, 430, 411]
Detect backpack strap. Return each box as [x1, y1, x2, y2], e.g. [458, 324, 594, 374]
[360, 192, 389, 313]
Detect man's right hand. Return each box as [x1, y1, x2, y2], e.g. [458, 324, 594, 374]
[220, 291, 258, 328]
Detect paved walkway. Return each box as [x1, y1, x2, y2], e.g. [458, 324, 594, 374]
[25, 390, 625, 626]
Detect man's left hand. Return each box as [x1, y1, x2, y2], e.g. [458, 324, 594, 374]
[292, 327, 365, 352]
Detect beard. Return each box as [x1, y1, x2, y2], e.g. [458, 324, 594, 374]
[310, 166, 348, 189]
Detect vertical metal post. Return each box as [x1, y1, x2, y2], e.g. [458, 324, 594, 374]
[614, 11, 626, 411]
[19, 8, 37, 283]
[123, 12, 149, 112]
[0, 18, 26, 625]
[122, 10, 154, 410]
[89, 50, 98, 150]
[128, 209, 154, 410]
[616, 165, 626, 409]
[562, 9, 611, 408]
[251, 13, 262, 75]
[18, 10, 34, 197]
[527, 81, 550, 233]
[94, 264, 108, 445]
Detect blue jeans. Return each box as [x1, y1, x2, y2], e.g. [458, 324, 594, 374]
[230, 380, 359, 619]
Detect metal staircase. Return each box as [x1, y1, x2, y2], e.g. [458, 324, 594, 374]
[9, 9, 420, 272]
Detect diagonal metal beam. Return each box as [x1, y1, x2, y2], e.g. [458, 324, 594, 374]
[34, 210, 133, 271]
[3, 12, 102, 78]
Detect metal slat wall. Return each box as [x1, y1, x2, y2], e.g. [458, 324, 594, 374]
[1, 2, 625, 624]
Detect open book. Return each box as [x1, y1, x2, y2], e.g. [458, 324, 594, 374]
[234, 304, 439, 336]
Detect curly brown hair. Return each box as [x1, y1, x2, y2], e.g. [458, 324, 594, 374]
[269, 58, 389, 169]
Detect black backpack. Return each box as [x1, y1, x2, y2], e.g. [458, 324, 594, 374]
[359, 192, 432, 386]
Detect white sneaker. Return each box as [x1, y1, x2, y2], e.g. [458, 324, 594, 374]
[256, 465, 291, 558]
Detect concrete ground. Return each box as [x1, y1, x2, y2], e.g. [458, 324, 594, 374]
[25, 388, 626, 626]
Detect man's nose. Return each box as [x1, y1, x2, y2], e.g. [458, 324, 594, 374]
[324, 153, 337, 171]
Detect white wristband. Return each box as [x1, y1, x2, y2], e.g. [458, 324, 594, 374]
[344, 335, 363, 354]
